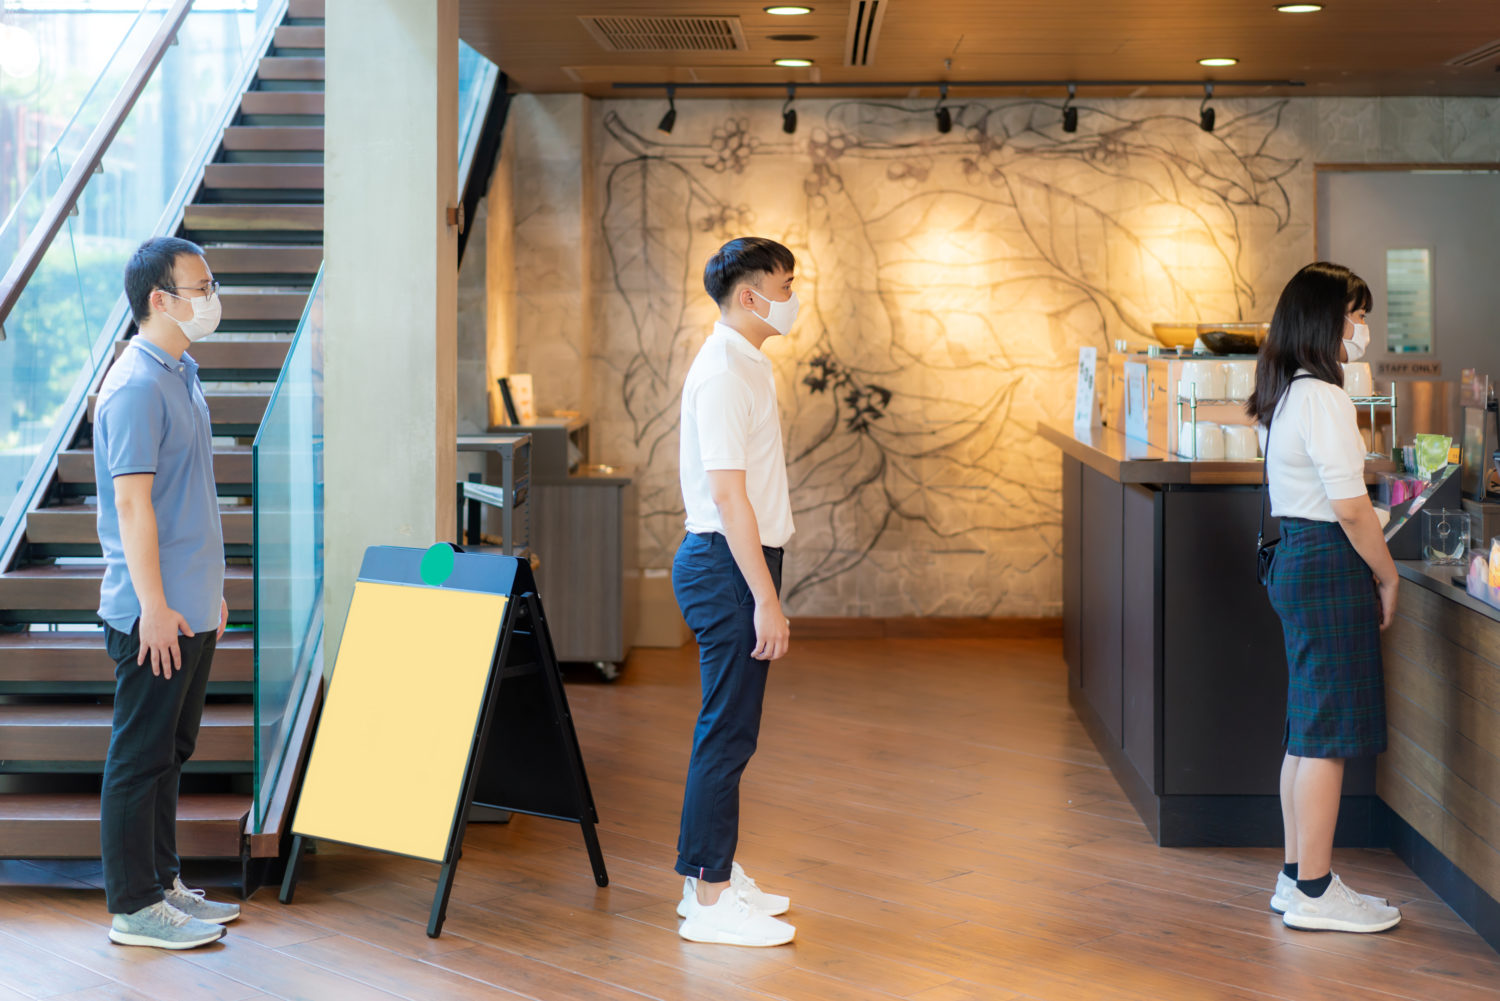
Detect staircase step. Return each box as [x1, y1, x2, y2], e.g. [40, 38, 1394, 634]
[185, 203, 322, 231]
[27, 507, 253, 548]
[222, 127, 323, 152]
[273, 25, 324, 51]
[0, 566, 254, 624]
[205, 244, 322, 284]
[57, 447, 252, 494]
[219, 290, 311, 331]
[115, 337, 291, 379]
[203, 164, 322, 190]
[0, 793, 248, 859]
[288, 0, 325, 17]
[88, 390, 269, 435]
[258, 56, 324, 83]
[240, 90, 324, 118]
[0, 632, 252, 686]
[0, 704, 253, 763]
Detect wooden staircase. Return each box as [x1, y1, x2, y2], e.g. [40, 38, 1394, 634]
[0, 0, 324, 864]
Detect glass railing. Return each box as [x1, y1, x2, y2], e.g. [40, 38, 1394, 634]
[252, 266, 324, 832]
[457, 39, 500, 186]
[0, 0, 278, 561]
[0, 1, 160, 237]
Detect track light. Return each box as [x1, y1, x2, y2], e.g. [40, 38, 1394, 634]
[1061, 83, 1078, 133]
[657, 86, 676, 134]
[782, 84, 798, 134]
[1199, 82, 1215, 132]
[934, 83, 952, 133]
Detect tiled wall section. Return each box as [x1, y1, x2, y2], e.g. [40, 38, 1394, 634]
[487, 96, 1500, 617]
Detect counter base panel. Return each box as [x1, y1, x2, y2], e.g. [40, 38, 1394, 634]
[1383, 800, 1500, 955]
[1072, 686, 1381, 847]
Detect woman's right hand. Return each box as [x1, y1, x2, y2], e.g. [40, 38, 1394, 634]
[1376, 575, 1399, 631]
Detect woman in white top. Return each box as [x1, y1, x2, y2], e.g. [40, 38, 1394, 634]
[1246, 262, 1402, 934]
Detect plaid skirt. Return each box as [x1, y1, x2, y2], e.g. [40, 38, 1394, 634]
[1266, 518, 1387, 758]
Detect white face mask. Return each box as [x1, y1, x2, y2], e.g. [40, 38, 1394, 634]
[162, 289, 222, 342]
[1344, 316, 1370, 362]
[748, 288, 799, 336]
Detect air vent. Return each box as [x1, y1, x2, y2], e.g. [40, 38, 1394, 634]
[844, 0, 889, 67]
[1446, 38, 1500, 67]
[580, 15, 748, 53]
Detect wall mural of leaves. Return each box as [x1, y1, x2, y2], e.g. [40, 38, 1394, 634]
[586, 97, 1310, 616]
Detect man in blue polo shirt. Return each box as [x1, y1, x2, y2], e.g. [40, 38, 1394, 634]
[94, 236, 241, 949]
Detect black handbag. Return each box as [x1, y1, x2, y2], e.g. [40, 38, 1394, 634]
[1256, 374, 1310, 586]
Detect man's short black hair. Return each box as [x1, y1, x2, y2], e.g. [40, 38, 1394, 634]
[703, 237, 795, 307]
[125, 236, 205, 325]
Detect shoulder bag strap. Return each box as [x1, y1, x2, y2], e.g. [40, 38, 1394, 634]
[1258, 373, 1312, 548]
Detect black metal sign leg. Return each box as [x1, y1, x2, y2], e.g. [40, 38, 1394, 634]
[278, 835, 306, 904]
[429, 861, 457, 938]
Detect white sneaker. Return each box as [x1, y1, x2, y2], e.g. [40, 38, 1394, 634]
[677, 862, 791, 918]
[678, 888, 796, 947]
[1282, 874, 1402, 933]
[1270, 871, 1388, 915]
[108, 899, 225, 950]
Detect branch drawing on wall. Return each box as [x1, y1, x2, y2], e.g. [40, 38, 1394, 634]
[596, 98, 1302, 614]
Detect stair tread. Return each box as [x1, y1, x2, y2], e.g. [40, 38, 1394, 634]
[221, 127, 324, 152]
[0, 704, 251, 727]
[27, 507, 253, 547]
[204, 164, 323, 188]
[0, 631, 251, 651]
[240, 91, 325, 116]
[0, 631, 252, 684]
[0, 565, 253, 581]
[58, 447, 253, 488]
[0, 793, 249, 823]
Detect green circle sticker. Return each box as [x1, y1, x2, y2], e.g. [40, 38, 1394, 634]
[419, 543, 456, 587]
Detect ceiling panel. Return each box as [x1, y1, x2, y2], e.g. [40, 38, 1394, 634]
[459, 1, 1500, 99]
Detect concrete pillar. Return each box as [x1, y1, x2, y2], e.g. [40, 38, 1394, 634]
[323, 0, 458, 660]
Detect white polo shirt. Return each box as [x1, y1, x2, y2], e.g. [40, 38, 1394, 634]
[679, 322, 795, 548]
[1262, 370, 1369, 523]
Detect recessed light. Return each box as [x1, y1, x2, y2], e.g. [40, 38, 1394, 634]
[1198, 57, 1239, 67]
[765, 5, 814, 13]
[1275, 3, 1323, 11]
[768, 33, 817, 42]
[774, 57, 814, 67]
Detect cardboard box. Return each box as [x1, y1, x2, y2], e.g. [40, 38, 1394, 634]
[633, 569, 690, 648]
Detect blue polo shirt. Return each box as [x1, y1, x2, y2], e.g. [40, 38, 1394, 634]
[94, 338, 225, 634]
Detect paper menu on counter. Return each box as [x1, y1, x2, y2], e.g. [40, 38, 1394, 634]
[1073, 347, 1099, 431]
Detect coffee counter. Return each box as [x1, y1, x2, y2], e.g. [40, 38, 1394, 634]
[1380, 560, 1500, 948]
[1045, 419, 1500, 950]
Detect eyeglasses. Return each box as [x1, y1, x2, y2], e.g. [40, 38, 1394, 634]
[162, 281, 220, 297]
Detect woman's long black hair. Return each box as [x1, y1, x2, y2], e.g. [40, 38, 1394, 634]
[1245, 261, 1373, 425]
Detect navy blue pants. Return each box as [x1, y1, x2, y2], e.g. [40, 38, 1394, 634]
[673, 532, 783, 882]
[101, 623, 216, 914]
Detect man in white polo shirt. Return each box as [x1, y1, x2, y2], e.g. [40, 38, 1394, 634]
[672, 237, 799, 947]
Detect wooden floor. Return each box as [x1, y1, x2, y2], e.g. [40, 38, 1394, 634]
[3, 637, 1498, 1000]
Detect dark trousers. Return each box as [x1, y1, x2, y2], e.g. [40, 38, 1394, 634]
[101, 623, 216, 914]
[672, 531, 783, 882]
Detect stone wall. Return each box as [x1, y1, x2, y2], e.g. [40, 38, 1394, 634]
[481, 95, 1500, 617]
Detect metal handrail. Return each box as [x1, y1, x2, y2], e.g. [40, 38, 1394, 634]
[0, 0, 193, 340]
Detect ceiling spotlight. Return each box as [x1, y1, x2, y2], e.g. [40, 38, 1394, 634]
[765, 4, 814, 12]
[782, 84, 798, 134]
[1061, 83, 1078, 133]
[1275, 3, 1323, 11]
[1198, 57, 1239, 67]
[1199, 82, 1216, 132]
[934, 83, 952, 133]
[774, 57, 813, 67]
[657, 86, 677, 134]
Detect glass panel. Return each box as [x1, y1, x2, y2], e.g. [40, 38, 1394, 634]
[252, 268, 324, 832]
[0, 1, 270, 557]
[456, 39, 498, 183]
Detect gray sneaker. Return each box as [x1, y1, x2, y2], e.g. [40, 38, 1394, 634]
[165, 876, 241, 924]
[1282, 874, 1402, 933]
[1270, 870, 1388, 914]
[109, 899, 225, 949]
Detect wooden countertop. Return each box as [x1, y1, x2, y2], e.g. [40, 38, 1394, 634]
[1395, 559, 1500, 625]
[1038, 422, 1394, 487]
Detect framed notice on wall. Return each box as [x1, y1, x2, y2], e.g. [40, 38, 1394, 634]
[1386, 248, 1434, 354]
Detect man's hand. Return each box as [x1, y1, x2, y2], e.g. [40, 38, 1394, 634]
[138, 603, 195, 679]
[752, 598, 790, 661]
[217, 597, 228, 641]
[1377, 576, 1398, 631]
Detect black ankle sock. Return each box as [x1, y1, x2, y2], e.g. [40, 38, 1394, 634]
[1283, 862, 1298, 880]
[1297, 873, 1332, 898]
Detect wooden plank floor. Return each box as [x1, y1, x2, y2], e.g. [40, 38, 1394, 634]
[3, 636, 1497, 1000]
